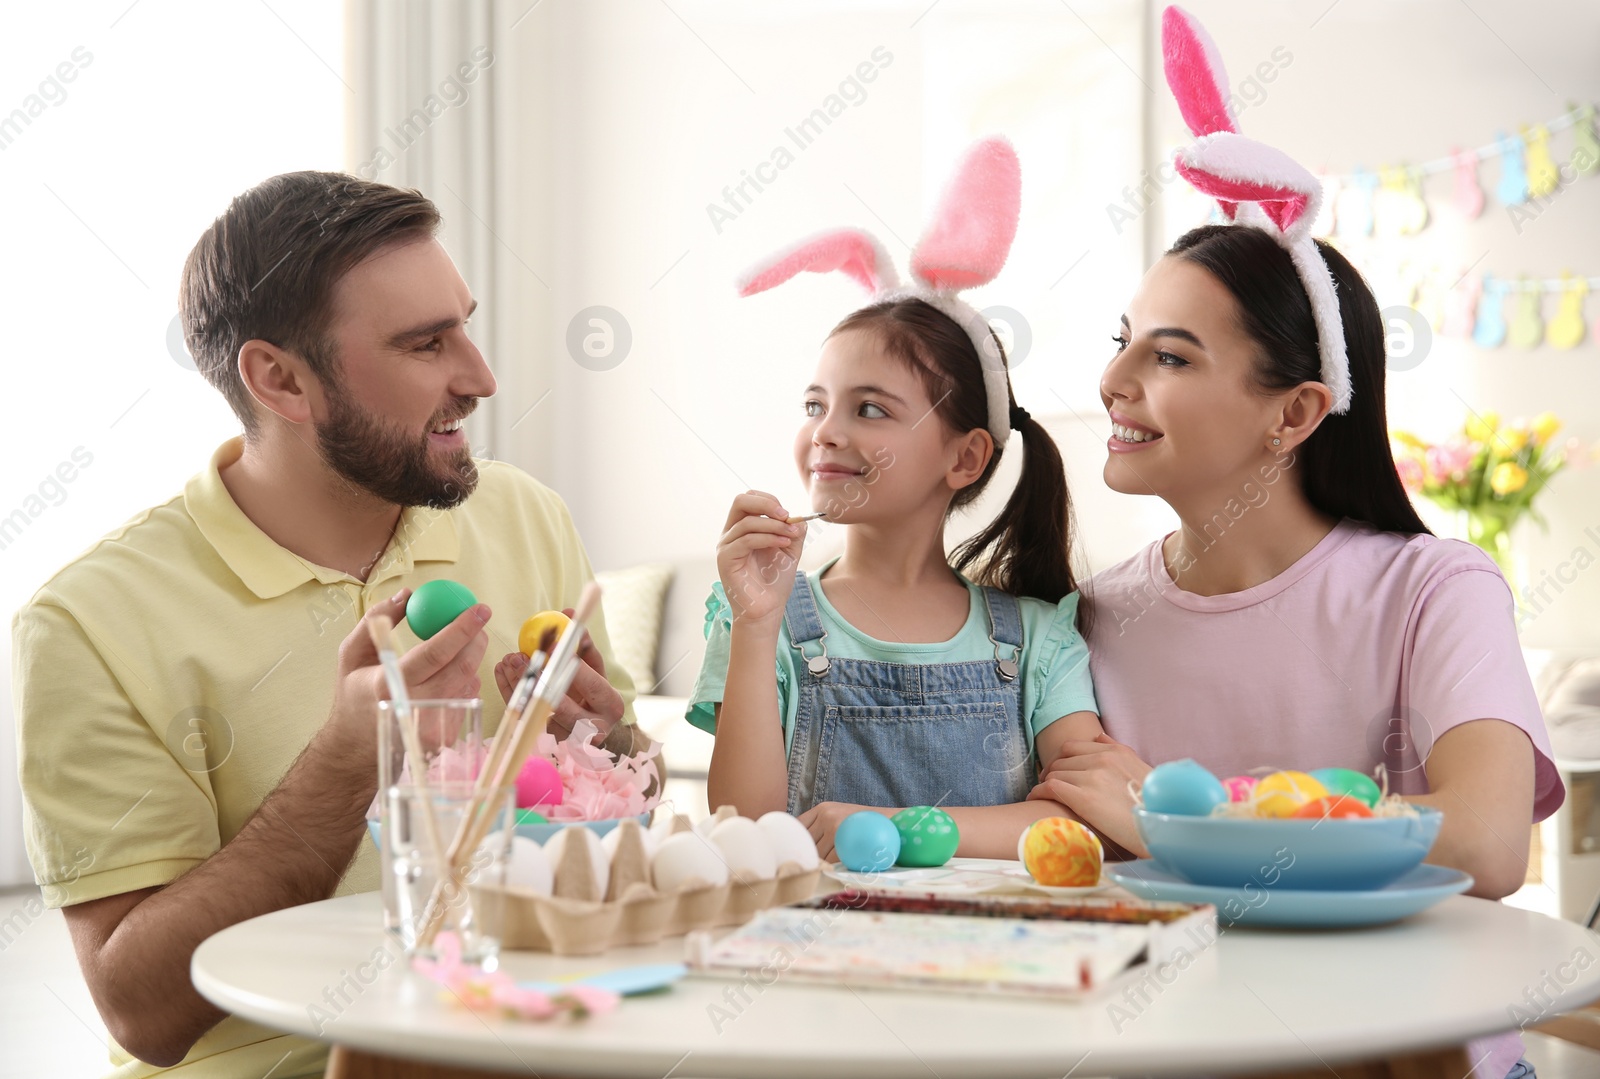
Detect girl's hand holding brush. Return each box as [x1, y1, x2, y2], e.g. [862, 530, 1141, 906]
[717, 491, 811, 629]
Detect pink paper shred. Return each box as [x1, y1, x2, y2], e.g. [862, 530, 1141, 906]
[523, 717, 662, 822]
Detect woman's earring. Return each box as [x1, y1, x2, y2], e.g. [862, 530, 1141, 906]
[1272, 437, 1282, 446]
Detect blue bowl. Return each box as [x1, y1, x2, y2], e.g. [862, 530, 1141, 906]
[1133, 805, 1443, 891]
[367, 813, 650, 851]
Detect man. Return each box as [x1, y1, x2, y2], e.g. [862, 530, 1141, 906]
[12, 172, 639, 1076]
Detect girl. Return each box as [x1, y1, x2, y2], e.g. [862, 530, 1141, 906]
[687, 138, 1104, 859]
[1031, 11, 1559, 1077]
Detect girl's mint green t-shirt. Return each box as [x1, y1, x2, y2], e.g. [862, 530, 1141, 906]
[687, 560, 1099, 757]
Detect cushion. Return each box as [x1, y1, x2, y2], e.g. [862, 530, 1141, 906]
[595, 562, 674, 693]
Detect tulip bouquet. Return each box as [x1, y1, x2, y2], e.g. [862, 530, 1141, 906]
[1391, 411, 1579, 584]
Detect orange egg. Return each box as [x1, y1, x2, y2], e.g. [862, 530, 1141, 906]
[1017, 817, 1102, 887]
[1291, 795, 1374, 820]
[518, 610, 572, 658]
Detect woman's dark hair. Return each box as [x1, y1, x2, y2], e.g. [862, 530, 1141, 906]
[829, 300, 1090, 627]
[1168, 224, 1432, 537]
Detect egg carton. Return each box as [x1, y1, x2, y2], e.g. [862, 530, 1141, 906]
[480, 808, 827, 955]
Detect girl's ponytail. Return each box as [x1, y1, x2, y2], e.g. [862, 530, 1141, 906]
[951, 407, 1083, 610]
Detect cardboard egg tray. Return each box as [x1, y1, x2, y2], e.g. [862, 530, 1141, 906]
[479, 809, 828, 955]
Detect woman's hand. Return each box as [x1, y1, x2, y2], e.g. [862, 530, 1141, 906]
[1029, 733, 1154, 857]
[797, 802, 892, 863]
[717, 491, 807, 628]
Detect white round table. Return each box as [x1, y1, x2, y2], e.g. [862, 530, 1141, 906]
[192, 884, 1600, 1078]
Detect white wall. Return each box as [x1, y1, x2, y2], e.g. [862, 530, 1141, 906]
[492, 0, 1600, 656]
[487, 0, 1164, 584]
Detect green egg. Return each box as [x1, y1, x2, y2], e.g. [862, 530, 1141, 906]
[515, 809, 549, 825]
[1310, 767, 1382, 808]
[406, 579, 478, 640]
[891, 806, 960, 867]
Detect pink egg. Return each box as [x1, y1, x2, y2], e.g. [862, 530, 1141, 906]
[515, 756, 564, 809]
[1223, 775, 1257, 802]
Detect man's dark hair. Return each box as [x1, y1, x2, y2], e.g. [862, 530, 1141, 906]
[179, 171, 441, 433]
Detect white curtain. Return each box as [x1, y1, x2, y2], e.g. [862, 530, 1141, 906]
[345, 0, 536, 470]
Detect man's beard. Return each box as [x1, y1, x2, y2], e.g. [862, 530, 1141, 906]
[315, 392, 479, 509]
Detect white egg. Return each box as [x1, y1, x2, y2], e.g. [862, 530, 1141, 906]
[602, 820, 656, 861]
[651, 831, 731, 892]
[756, 811, 820, 871]
[709, 817, 778, 880]
[505, 835, 552, 896]
[543, 825, 610, 899]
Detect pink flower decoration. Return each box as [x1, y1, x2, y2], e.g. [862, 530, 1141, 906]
[1395, 455, 1424, 493]
[1425, 440, 1473, 482]
[412, 932, 620, 1022]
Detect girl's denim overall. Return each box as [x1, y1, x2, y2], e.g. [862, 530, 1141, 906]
[782, 570, 1036, 815]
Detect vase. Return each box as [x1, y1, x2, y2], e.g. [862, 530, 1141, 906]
[1465, 512, 1523, 596]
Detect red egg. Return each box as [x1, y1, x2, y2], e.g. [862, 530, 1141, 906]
[1291, 795, 1373, 820]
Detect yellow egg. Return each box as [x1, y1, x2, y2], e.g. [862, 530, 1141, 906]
[1017, 817, 1102, 887]
[1253, 770, 1328, 818]
[518, 610, 572, 658]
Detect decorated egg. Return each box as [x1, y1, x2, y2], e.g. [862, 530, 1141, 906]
[891, 806, 960, 868]
[1140, 759, 1229, 816]
[710, 817, 779, 880]
[1291, 795, 1374, 820]
[515, 808, 549, 826]
[543, 825, 610, 899]
[1222, 775, 1257, 802]
[405, 579, 478, 640]
[1017, 817, 1103, 887]
[1310, 767, 1382, 808]
[1254, 770, 1329, 818]
[756, 811, 820, 872]
[834, 811, 901, 873]
[518, 610, 573, 658]
[651, 831, 730, 891]
[514, 756, 564, 809]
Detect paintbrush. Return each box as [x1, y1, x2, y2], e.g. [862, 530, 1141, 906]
[418, 583, 603, 945]
[366, 616, 449, 886]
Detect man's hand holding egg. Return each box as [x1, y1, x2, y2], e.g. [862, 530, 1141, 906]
[494, 607, 625, 746]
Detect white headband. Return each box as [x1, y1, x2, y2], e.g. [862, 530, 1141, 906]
[1163, 5, 1352, 413]
[735, 136, 1024, 447]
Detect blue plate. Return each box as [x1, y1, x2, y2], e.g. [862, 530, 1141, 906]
[518, 963, 687, 997]
[1105, 859, 1473, 927]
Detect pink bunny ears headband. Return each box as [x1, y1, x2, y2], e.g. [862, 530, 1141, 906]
[736, 136, 1023, 448]
[1163, 6, 1352, 413]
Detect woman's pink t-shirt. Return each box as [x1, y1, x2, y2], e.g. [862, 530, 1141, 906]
[1084, 519, 1563, 1079]
[1085, 517, 1562, 820]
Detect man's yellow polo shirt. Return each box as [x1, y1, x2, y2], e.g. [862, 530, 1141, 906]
[12, 437, 635, 1077]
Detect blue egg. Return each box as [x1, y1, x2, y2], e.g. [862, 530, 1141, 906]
[834, 811, 902, 872]
[1141, 759, 1228, 816]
